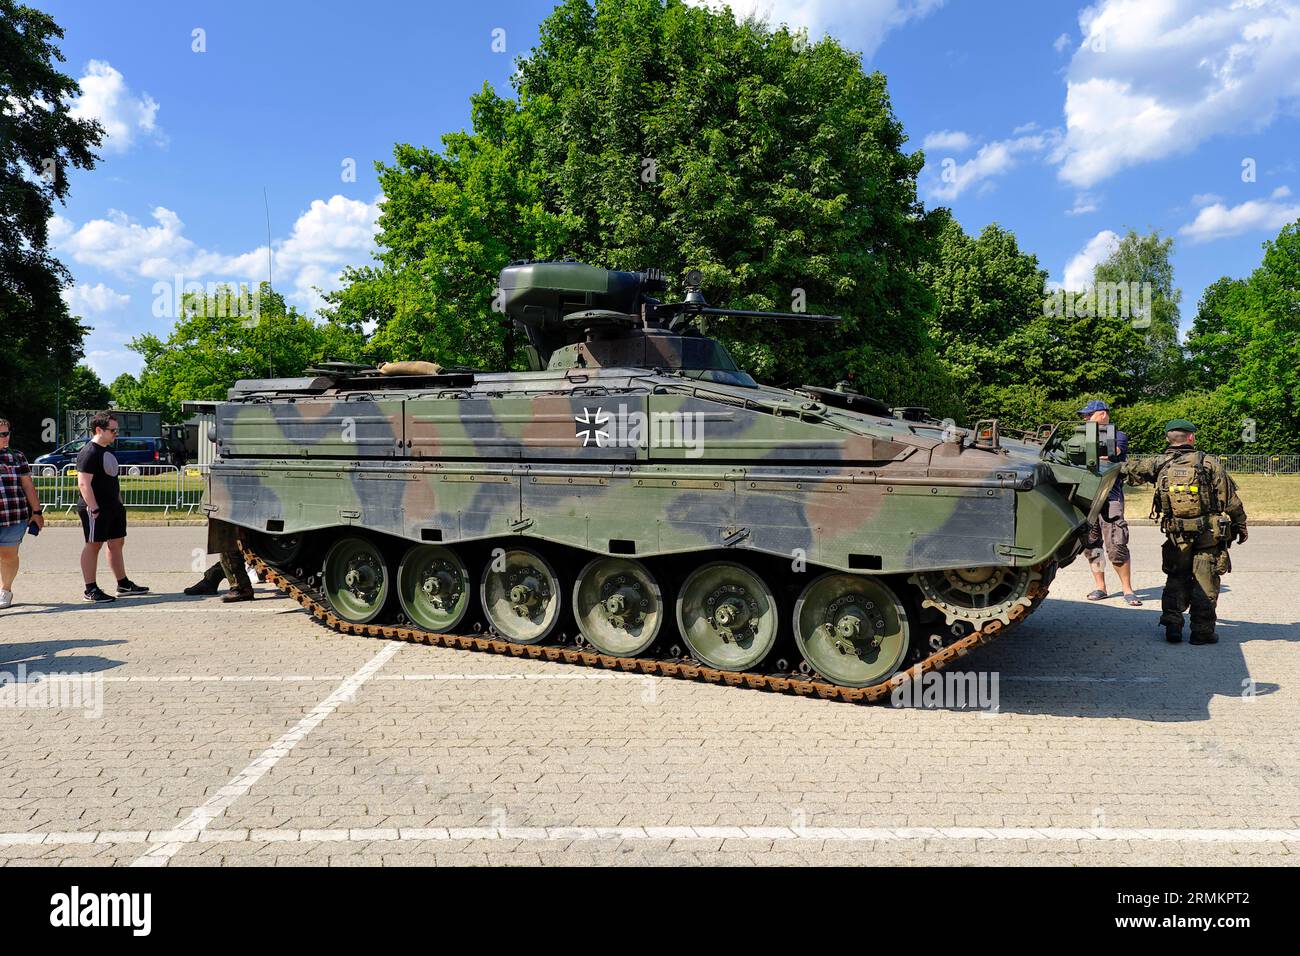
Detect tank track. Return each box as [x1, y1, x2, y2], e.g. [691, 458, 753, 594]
[242, 546, 1050, 705]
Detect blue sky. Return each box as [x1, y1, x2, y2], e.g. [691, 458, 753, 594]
[40, 0, 1300, 383]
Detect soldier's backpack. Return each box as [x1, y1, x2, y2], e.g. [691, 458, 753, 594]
[1156, 451, 1214, 521]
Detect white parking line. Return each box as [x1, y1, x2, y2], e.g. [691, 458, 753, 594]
[1000, 676, 1166, 684]
[6, 825, 1299, 850]
[5, 672, 645, 683]
[129, 642, 402, 867]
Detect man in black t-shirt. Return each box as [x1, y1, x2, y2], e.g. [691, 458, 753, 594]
[77, 412, 150, 603]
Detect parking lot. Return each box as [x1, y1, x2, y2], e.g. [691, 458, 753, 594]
[1, 525, 1297, 866]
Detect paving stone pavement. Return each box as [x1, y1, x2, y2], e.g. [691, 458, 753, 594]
[1, 526, 1296, 866]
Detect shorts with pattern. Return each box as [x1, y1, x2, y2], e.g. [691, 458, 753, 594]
[1085, 499, 1130, 566]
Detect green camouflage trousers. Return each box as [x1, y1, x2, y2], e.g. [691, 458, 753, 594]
[1160, 540, 1228, 637]
[201, 550, 252, 591]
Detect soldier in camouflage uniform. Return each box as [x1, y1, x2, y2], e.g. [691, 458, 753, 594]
[183, 520, 253, 602]
[1121, 419, 1248, 645]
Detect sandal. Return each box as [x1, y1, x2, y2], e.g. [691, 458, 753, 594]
[1123, 593, 1142, 606]
[1086, 589, 1107, 601]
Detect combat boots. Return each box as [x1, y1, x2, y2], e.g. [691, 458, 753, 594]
[1189, 632, 1219, 645]
[222, 588, 254, 603]
[1164, 623, 1182, 643]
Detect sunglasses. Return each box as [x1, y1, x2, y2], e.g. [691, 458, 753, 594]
[0, 431, 9, 438]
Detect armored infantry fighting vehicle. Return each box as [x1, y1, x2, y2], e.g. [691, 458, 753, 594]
[205, 262, 1118, 697]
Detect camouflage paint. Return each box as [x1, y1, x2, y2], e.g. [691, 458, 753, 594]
[206, 367, 1103, 574]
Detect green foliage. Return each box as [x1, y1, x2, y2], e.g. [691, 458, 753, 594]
[1093, 229, 1185, 398]
[1214, 222, 1300, 452]
[1117, 390, 1246, 455]
[125, 285, 365, 421]
[62, 363, 111, 412]
[966, 386, 1249, 455]
[325, 0, 950, 412]
[109, 372, 143, 409]
[921, 214, 1146, 417]
[0, 1, 103, 454]
[1185, 276, 1247, 383]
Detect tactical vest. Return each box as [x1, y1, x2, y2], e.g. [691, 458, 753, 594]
[1153, 450, 1217, 535]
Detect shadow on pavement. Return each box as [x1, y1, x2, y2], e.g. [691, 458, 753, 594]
[0, 591, 223, 617]
[0, 638, 128, 679]
[971, 595, 1295, 722]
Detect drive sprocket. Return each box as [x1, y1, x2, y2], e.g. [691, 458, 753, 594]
[909, 565, 1042, 627]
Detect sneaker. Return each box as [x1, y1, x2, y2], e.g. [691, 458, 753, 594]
[116, 579, 151, 596]
[0, 589, 12, 610]
[221, 589, 255, 604]
[84, 586, 116, 603]
[183, 578, 220, 596]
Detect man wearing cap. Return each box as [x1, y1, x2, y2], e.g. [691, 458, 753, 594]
[1079, 400, 1140, 606]
[1121, 420, 1248, 645]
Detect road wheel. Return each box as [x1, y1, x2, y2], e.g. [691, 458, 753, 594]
[252, 531, 304, 568]
[321, 536, 390, 624]
[572, 557, 663, 657]
[397, 544, 471, 633]
[676, 561, 778, 671]
[480, 547, 561, 644]
[793, 572, 910, 687]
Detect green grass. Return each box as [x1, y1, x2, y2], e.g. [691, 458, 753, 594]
[1125, 473, 1300, 520]
[32, 469, 205, 513]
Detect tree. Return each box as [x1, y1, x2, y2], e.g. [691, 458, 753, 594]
[1217, 220, 1300, 451]
[62, 363, 111, 411]
[920, 215, 1048, 403]
[126, 284, 365, 421]
[325, 0, 957, 414]
[1092, 229, 1185, 398]
[1186, 277, 1248, 383]
[0, 1, 103, 453]
[109, 372, 143, 409]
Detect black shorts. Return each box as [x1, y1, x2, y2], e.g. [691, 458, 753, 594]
[78, 505, 127, 543]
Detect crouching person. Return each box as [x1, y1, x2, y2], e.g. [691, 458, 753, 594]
[185, 518, 253, 603]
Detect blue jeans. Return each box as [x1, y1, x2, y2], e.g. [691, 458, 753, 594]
[0, 522, 28, 547]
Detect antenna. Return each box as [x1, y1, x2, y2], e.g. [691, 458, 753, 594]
[263, 187, 273, 289]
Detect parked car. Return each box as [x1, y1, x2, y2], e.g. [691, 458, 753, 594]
[32, 436, 183, 476]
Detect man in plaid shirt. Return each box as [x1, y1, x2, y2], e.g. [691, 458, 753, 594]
[0, 416, 47, 609]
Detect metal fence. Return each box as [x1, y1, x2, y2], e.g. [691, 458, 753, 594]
[32, 465, 207, 516]
[1221, 455, 1300, 475]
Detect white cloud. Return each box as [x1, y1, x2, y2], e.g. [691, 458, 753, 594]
[61, 282, 131, 315]
[1055, 0, 1300, 188]
[54, 207, 193, 277]
[924, 131, 1058, 201]
[1179, 194, 1300, 242]
[1191, 192, 1224, 206]
[1066, 193, 1100, 215]
[1053, 32, 1072, 53]
[921, 129, 973, 152]
[1061, 229, 1120, 290]
[51, 196, 380, 315]
[274, 195, 383, 312]
[67, 60, 161, 153]
[688, 0, 946, 56]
